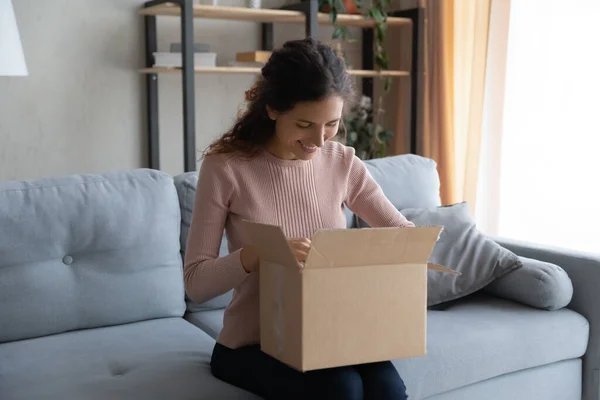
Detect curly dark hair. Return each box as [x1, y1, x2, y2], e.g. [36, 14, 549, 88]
[204, 38, 355, 157]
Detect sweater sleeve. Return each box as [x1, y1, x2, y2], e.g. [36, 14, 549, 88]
[344, 152, 415, 228]
[183, 155, 249, 304]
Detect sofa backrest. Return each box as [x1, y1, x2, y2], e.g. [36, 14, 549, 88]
[0, 169, 185, 343]
[174, 171, 233, 312]
[364, 154, 441, 210]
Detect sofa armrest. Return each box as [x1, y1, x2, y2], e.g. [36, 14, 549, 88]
[495, 237, 597, 400]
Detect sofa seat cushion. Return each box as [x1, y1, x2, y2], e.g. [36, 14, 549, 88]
[426, 359, 581, 400]
[0, 318, 259, 400]
[180, 296, 588, 399]
[185, 310, 225, 339]
[395, 295, 589, 399]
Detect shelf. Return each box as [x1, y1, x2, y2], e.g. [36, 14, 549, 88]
[138, 4, 411, 28]
[140, 66, 262, 75]
[139, 66, 410, 77]
[348, 69, 409, 77]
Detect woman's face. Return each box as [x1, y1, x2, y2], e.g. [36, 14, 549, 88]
[266, 95, 344, 161]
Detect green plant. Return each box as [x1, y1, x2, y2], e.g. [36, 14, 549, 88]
[345, 95, 393, 160]
[321, 0, 394, 159]
[320, 0, 393, 91]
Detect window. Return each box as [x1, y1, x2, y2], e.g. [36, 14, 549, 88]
[494, 0, 600, 253]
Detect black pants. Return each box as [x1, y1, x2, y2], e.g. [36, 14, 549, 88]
[211, 343, 408, 400]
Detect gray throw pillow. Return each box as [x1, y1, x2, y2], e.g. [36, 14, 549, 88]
[483, 256, 573, 311]
[399, 202, 523, 306]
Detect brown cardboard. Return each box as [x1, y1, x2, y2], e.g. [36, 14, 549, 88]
[243, 221, 455, 372]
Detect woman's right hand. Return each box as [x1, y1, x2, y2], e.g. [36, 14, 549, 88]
[241, 246, 260, 273]
[241, 237, 312, 273]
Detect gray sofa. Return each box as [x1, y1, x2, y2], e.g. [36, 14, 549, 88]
[0, 154, 594, 400]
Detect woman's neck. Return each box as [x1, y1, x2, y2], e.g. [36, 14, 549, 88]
[265, 140, 297, 161]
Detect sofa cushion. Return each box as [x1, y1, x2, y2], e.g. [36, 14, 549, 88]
[0, 318, 259, 400]
[395, 294, 588, 399]
[364, 154, 441, 210]
[359, 202, 523, 306]
[0, 169, 184, 343]
[426, 359, 581, 400]
[196, 295, 588, 399]
[185, 309, 225, 339]
[174, 171, 233, 312]
[173, 172, 201, 257]
[484, 256, 573, 311]
[399, 203, 522, 306]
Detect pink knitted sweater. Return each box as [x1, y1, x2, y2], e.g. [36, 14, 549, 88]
[184, 141, 414, 349]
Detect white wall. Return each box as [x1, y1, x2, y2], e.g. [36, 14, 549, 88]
[1, 0, 147, 180]
[0, 0, 414, 181]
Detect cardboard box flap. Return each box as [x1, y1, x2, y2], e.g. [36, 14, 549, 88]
[305, 226, 443, 269]
[428, 262, 461, 275]
[242, 220, 298, 268]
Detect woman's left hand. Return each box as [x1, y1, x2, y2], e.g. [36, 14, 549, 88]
[288, 237, 311, 269]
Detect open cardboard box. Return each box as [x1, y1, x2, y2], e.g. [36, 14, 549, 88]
[243, 221, 459, 372]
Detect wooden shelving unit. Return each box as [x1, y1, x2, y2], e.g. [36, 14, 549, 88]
[140, 0, 420, 172]
[138, 3, 411, 28]
[139, 66, 410, 77]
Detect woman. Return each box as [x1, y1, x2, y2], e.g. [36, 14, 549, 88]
[184, 38, 414, 400]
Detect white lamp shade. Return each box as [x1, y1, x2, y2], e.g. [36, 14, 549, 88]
[0, 0, 28, 76]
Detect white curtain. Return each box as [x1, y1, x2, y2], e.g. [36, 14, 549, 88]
[477, 0, 600, 254]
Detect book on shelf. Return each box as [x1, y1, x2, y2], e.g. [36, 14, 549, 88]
[153, 52, 217, 68]
[236, 51, 272, 63]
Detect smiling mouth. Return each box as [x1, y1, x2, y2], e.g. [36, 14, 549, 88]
[298, 140, 318, 153]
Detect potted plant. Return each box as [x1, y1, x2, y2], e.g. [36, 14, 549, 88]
[320, 0, 360, 15]
[320, 0, 394, 159]
[344, 95, 393, 160]
[320, 0, 392, 91]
